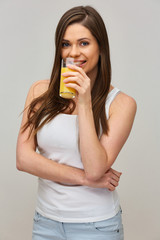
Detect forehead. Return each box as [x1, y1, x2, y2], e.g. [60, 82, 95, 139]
[63, 23, 94, 40]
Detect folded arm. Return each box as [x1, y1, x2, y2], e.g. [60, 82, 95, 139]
[78, 92, 137, 181]
[16, 81, 121, 191]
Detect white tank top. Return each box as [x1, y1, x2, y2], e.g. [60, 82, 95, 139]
[36, 87, 121, 223]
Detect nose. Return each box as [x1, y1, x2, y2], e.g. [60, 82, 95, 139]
[69, 45, 80, 58]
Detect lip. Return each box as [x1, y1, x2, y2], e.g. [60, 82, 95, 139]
[74, 60, 87, 67]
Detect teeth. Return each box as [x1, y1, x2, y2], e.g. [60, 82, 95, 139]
[75, 61, 86, 66]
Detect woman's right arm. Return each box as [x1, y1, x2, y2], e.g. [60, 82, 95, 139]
[16, 80, 121, 190]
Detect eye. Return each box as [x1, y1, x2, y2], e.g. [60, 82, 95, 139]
[80, 41, 89, 46]
[62, 42, 70, 48]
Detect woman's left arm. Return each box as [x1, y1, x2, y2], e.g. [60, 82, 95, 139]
[78, 93, 137, 181]
[63, 65, 137, 181]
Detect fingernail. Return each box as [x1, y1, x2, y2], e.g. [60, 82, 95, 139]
[67, 64, 74, 68]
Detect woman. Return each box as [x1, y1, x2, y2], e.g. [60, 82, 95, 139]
[16, 5, 137, 240]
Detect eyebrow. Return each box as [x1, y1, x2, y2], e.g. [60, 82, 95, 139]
[62, 38, 91, 42]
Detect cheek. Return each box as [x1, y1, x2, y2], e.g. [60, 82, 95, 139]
[88, 45, 99, 59]
[90, 50, 99, 65]
[61, 49, 68, 58]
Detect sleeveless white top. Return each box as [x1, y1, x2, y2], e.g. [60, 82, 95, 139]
[36, 87, 121, 223]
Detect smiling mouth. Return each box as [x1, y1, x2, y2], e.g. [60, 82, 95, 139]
[75, 60, 87, 67]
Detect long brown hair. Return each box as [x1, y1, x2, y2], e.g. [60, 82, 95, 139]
[22, 6, 111, 138]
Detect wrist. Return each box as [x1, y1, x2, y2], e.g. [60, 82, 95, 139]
[81, 174, 89, 186]
[78, 101, 92, 114]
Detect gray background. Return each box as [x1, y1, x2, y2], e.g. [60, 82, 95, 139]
[0, 0, 160, 239]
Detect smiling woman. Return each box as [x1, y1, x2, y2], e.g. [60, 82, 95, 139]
[16, 5, 136, 240]
[61, 24, 100, 87]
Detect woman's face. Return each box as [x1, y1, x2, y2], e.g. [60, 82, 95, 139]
[61, 23, 100, 80]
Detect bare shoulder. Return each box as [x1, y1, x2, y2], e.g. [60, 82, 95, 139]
[30, 79, 50, 98]
[24, 79, 50, 108]
[110, 91, 137, 118]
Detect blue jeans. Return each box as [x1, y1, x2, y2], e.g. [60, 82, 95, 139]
[32, 209, 124, 240]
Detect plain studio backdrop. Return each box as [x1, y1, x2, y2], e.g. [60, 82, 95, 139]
[0, 0, 160, 239]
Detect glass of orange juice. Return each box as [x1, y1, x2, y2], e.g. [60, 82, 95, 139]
[59, 58, 76, 99]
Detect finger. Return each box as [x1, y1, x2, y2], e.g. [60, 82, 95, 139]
[110, 168, 122, 175]
[110, 178, 119, 187]
[62, 71, 84, 82]
[110, 168, 122, 178]
[67, 64, 87, 78]
[65, 83, 81, 92]
[105, 179, 115, 191]
[111, 174, 119, 182]
[108, 184, 115, 191]
[62, 72, 85, 85]
[65, 81, 89, 95]
[62, 71, 81, 77]
[63, 76, 83, 86]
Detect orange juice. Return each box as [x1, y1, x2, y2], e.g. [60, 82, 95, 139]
[59, 67, 76, 99]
